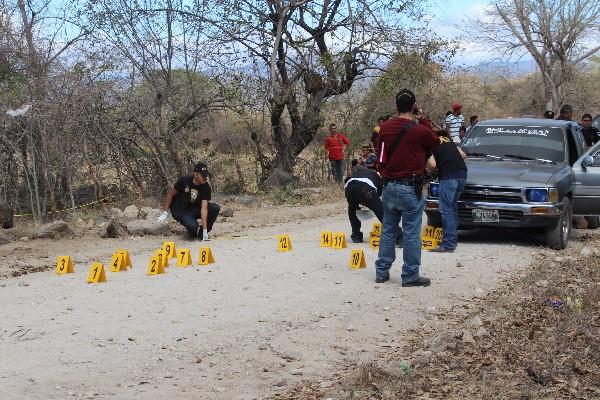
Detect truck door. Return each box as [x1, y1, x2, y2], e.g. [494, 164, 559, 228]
[573, 142, 600, 215]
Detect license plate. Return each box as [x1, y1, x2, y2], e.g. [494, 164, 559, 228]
[472, 209, 499, 222]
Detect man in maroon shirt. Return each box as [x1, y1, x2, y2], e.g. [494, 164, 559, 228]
[324, 123, 350, 183]
[374, 89, 440, 286]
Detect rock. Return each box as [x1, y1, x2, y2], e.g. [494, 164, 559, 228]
[144, 209, 162, 221]
[262, 168, 299, 189]
[280, 351, 301, 361]
[236, 195, 261, 207]
[456, 261, 464, 268]
[535, 280, 549, 288]
[470, 316, 483, 328]
[0, 201, 14, 229]
[32, 220, 73, 239]
[18, 236, 29, 242]
[220, 207, 234, 217]
[475, 327, 490, 338]
[461, 330, 476, 345]
[580, 246, 593, 257]
[289, 368, 303, 376]
[319, 381, 333, 389]
[126, 220, 170, 236]
[108, 207, 124, 219]
[0, 229, 15, 245]
[273, 379, 287, 387]
[139, 207, 153, 219]
[123, 205, 140, 220]
[412, 350, 433, 367]
[429, 334, 456, 353]
[102, 219, 128, 238]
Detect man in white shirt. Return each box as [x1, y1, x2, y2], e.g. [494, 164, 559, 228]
[445, 102, 465, 143]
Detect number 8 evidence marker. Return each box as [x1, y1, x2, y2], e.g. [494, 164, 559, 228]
[277, 234, 292, 252]
[147, 255, 165, 275]
[198, 247, 215, 266]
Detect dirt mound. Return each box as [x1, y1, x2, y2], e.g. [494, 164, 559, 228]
[275, 238, 600, 399]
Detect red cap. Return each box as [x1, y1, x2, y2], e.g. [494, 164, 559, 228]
[451, 102, 462, 111]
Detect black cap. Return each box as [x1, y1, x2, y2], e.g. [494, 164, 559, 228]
[194, 162, 210, 177]
[395, 89, 416, 111]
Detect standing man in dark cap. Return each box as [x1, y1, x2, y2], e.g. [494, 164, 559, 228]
[556, 104, 573, 121]
[157, 162, 221, 240]
[374, 89, 440, 287]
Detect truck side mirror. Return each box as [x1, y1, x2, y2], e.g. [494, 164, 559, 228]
[582, 156, 594, 168]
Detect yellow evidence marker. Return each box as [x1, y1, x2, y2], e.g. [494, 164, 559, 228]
[422, 237, 440, 250]
[155, 249, 169, 268]
[56, 255, 74, 274]
[369, 235, 380, 250]
[349, 249, 367, 269]
[277, 234, 292, 252]
[332, 232, 347, 249]
[162, 241, 176, 259]
[110, 253, 127, 272]
[177, 248, 192, 267]
[421, 225, 442, 250]
[117, 249, 132, 268]
[147, 255, 165, 275]
[320, 231, 332, 247]
[86, 262, 107, 283]
[371, 223, 382, 237]
[198, 247, 215, 266]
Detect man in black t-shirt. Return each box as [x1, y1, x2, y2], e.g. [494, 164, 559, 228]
[157, 162, 221, 240]
[581, 113, 599, 147]
[426, 134, 467, 253]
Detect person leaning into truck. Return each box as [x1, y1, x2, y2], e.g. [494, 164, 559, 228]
[426, 131, 468, 253]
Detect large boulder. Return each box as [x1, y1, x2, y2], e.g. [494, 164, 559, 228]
[139, 207, 153, 219]
[262, 168, 299, 189]
[108, 207, 124, 220]
[126, 220, 170, 236]
[235, 195, 261, 207]
[144, 208, 163, 221]
[0, 229, 15, 245]
[220, 207, 234, 217]
[122, 205, 140, 220]
[102, 219, 128, 238]
[0, 201, 13, 229]
[32, 220, 73, 239]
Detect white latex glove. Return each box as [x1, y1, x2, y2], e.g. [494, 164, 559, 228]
[156, 210, 168, 223]
[202, 228, 210, 241]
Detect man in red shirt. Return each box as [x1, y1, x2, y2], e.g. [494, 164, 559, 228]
[375, 89, 440, 287]
[324, 123, 350, 183]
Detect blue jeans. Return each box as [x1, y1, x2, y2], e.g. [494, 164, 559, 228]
[375, 182, 425, 284]
[171, 202, 221, 237]
[330, 160, 344, 183]
[439, 178, 466, 250]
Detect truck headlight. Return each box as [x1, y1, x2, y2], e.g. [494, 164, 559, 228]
[429, 182, 439, 198]
[526, 188, 548, 202]
[548, 188, 559, 203]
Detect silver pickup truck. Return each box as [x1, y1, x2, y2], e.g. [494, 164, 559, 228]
[425, 118, 600, 249]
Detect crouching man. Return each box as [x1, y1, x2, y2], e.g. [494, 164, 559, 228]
[157, 162, 220, 240]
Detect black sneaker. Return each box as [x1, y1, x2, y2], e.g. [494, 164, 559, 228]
[429, 247, 454, 253]
[375, 275, 390, 283]
[401, 277, 431, 287]
[351, 235, 364, 243]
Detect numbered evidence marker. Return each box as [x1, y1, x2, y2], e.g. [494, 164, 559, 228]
[56, 255, 74, 274]
[320, 231, 333, 248]
[117, 249, 132, 268]
[198, 247, 215, 266]
[421, 225, 443, 250]
[109, 252, 127, 272]
[277, 235, 292, 252]
[176, 248, 192, 267]
[147, 255, 165, 275]
[154, 250, 169, 268]
[86, 262, 107, 283]
[371, 223, 382, 237]
[162, 241, 176, 259]
[369, 235, 380, 250]
[332, 232, 347, 249]
[349, 249, 367, 269]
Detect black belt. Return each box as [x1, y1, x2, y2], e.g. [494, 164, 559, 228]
[383, 178, 419, 186]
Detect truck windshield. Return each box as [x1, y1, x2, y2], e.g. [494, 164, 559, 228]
[462, 125, 565, 162]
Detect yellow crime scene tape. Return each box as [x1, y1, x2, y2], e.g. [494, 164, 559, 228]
[14, 196, 116, 218]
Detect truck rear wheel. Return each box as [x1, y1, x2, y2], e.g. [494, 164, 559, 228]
[546, 198, 572, 250]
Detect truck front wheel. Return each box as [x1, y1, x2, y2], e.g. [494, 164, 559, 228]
[546, 198, 572, 250]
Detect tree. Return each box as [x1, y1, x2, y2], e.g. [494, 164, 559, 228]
[468, 0, 600, 112]
[179, 0, 433, 178]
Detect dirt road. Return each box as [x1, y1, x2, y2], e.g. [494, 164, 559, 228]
[0, 202, 542, 399]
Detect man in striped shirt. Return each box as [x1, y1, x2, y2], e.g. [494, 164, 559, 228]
[445, 102, 465, 143]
